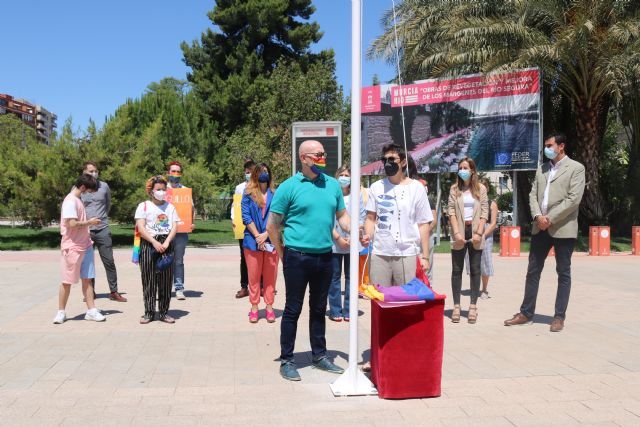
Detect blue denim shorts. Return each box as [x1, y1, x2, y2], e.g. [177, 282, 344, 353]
[80, 245, 95, 279]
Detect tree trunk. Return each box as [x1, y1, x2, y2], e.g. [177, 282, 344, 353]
[574, 101, 607, 228]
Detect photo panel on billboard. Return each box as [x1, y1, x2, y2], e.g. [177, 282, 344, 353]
[361, 69, 542, 174]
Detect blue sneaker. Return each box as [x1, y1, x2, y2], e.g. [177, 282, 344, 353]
[312, 357, 344, 374]
[280, 361, 301, 381]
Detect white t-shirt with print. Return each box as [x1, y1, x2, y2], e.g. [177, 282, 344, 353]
[134, 201, 181, 237]
[366, 178, 433, 256]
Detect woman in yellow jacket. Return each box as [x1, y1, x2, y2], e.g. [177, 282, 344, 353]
[447, 157, 488, 324]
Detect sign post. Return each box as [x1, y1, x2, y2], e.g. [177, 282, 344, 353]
[292, 121, 342, 177]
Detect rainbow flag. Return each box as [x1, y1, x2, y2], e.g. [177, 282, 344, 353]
[374, 278, 446, 302]
[131, 225, 141, 264]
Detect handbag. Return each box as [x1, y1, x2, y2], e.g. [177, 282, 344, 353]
[155, 252, 174, 271]
[131, 201, 147, 264]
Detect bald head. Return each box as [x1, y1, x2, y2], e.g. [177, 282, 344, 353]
[299, 140, 324, 156]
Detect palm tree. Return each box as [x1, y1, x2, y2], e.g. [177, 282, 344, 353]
[369, 0, 640, 225]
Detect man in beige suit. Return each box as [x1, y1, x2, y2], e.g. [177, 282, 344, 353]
[504, 133, 585, 332]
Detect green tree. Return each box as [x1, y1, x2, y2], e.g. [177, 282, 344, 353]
[181, 0, 325, 134]
[220, 57, 346, 186]
[369, 0, 640, 226]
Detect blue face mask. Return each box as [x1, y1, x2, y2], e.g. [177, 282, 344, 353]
[258, 172, 270, 183]
[544, 147, 558, 160]
[337, 176, 351, 188]
[458, 169, 471, 181]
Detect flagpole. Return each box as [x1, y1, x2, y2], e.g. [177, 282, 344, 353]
[331, 0, 377, 397]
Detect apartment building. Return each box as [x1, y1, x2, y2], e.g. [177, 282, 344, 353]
[0, 93, 57, 144]
[35, 105, 57, 144]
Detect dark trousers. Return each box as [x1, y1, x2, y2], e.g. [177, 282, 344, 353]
[451, 225, 482, 305]
[139, 236, 173, 318]
[520, 230, 575, 320]
[239, 239, 248, 289]
[90, 227, 118, 293]
[280, 248, 333, 363]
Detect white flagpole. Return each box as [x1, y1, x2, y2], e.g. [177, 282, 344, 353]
[330, 0, 377, 397]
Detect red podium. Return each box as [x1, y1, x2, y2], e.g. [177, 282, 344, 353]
[370, 299, 444, 399]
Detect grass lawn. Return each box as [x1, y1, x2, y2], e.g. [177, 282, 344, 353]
[0, 221, 633, 252]
[0, 220, 237, 251]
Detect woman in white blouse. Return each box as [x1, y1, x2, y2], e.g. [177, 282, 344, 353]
[447, 157, 488, 324]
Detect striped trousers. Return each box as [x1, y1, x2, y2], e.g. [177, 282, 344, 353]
[139, 236, 173, 318]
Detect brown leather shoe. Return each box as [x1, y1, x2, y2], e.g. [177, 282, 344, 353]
[109, 292, 127, 302]
[235, 288, 249, 298]
[504, 312, 532, 326]
[550, 317, 564, 332]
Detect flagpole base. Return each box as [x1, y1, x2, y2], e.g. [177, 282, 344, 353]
[330, 368, 378, 396]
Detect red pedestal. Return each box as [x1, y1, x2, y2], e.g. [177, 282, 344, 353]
[500, 226, 521, 257]
[371, 299, 444, 399]
[633, 226, 640, 256]
[589, 226, 611, 256]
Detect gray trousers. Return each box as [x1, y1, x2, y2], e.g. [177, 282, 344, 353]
[369, 253, 416, 287]
[90, 227, 118, 293]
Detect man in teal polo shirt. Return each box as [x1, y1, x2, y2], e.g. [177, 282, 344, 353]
[267, 140, 351, 381]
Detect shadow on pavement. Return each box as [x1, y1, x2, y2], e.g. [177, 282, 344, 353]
[183, 290, 203, 298]
[167, 309, 189, 319]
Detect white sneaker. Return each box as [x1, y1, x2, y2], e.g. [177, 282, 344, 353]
[85, 308, 106, 322]
[176, 290, 186, 300]
[480, 291, 491, 300]
[53, 310, 66, 324]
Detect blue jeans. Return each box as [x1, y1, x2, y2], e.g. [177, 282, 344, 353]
[520, 230, 575, 319]
[328, 253, 350, 318]
[172, 233, 188, 290]
[280, 248, 333, 363]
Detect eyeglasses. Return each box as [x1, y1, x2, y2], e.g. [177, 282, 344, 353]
[381, 156, 400, 163]
[305, 152, 327, 159]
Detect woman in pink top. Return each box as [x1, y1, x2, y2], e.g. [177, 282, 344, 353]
[53, 174, 106, 324]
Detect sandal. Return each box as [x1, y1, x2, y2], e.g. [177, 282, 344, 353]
[139, 315, 152, 324]
[160, 315, 175, 324]
[451, 305, 461, 323]
[329, 316, 343, 322]
[249, 310, 259, 323]
[468, 305, 478, 324]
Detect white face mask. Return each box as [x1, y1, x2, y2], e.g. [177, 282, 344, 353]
[153, 190, 166, 201]
[86, 171, 98, 179]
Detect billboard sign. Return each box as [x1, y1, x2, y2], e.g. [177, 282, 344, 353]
[361, 68, 542, 174]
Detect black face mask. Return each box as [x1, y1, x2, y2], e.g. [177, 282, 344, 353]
[384, 160, 400, 177]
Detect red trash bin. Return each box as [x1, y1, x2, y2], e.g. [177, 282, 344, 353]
[370, 299, 444, 399]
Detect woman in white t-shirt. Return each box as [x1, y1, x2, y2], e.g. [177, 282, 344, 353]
[134, 175, 181, 324]
[361, 144, 433, 287]
[447, 157, 488, 324]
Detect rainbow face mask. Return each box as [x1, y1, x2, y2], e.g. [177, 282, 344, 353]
[310, 158, 326, 175]
[168, 171, 182, 183]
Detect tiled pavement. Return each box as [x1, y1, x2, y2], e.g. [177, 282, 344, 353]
[0, 247, 638, 426]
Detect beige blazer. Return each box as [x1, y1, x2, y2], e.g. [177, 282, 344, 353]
[447, 184, 489, 250]
[530, 157, 585, 238]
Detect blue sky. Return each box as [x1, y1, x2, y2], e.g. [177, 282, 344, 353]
[0, 1, 396, 132]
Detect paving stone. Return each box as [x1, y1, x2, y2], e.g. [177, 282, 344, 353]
[0, 248, 638, 425]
